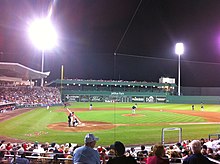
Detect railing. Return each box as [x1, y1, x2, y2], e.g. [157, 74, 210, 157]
[1, 150, 220, 164]
[4, 153, 72, 164]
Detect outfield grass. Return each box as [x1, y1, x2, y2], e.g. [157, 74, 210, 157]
[0, 102, 220, 146]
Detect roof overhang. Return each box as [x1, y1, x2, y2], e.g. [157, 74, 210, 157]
[0, 62, 50, 80]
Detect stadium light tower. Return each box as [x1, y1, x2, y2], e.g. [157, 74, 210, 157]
[28, 18, 57, 86]
[175, 43, 184, 96]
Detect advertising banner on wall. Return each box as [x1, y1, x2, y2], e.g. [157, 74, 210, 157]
[132, 96, 144, 102]
[145, 96, 155, 103]
[145, 96, 166, 103]
[65, 95, 80, 102]
[105, 96, 121, 102]
[90, 96, 104, 102]
[80, 95, 89, 102]
[156, 97, 166, 103]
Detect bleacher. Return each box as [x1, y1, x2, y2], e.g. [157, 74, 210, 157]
[1, 139, 220, 164]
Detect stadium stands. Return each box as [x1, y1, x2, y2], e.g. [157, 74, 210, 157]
[1, 138, 220, 163]
[0, 86, 62, 108]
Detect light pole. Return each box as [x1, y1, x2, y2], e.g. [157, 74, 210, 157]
[175, 43, 184, 96]
[28, 18, 57, 86]
[41, 50, 45, 87]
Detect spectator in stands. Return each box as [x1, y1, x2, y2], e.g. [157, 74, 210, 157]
[146, 144, 169, 164]
[22, 142, 28, 151]
[200, 138, 206, 146]
[31, 142, 45, 156]
[207, 148, 215, 159]
[0, 150, 8, 163]
[54, 144, 65, 158]
[170, 151, 181, 163]
[182, 141, 188, 149]
[130, 147, 137, 158]
[6, 142, 12, 154]
[106, 144, 116, 160]
[183, 140, 213, 164]
[201, 144, 208, 156]
[48, 142, 56, 151]
[137, 145, 148, 162]
[99, 148, 109, 163]
[181, 150, 189, 162]
[73, 133, 100, 164]
[106, 141, 137, 164]
[176, 142, 183, 152]
[11, 148, 30, 164]
[0, 140, 5, 150]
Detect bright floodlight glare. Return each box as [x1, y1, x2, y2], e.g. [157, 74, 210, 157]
[28, 18, 57, 50]
[175, 43, 184, 55]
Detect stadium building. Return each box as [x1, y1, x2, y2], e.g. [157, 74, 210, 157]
[47, 78, 176, 103]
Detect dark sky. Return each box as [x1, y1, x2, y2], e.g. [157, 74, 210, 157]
[1, 0, 220, 87]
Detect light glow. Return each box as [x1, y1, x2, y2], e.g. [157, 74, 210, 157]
[175, 43, 184, 55]
[28, 18, 57, 50]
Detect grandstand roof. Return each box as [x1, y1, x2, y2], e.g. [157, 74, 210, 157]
[0, 62, 50, 80]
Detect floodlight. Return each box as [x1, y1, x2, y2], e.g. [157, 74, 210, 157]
[175, 43, 184, 55]
[175, 42, 184, 96]
[28, 18, 57, 51]
[28, 18, 57, 86]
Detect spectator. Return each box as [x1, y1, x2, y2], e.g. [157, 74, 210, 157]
[106, 141, 137, 164]
[176, 142, 183, 152]
[146, 144, 169, 164]
[0, 140, 5, 150]
[137, 145, 148, 162]
[201, 144, 208, 156]
[106, 145, 116, 160]
[183, 140, 213, 164]
[207, 148, 215, 159]
[6, 142, 12, 155]
[200, 138, 206, 146]
[181, 150, 189, 162]
[11, 148, 30, 164]
[130, 147, 137, 158]
[0, 150, 8, 163]
[73, 133, 100, 164]
[170, 151, 181, 163]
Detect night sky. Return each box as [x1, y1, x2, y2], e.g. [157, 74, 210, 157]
[1, 0, 220, 87]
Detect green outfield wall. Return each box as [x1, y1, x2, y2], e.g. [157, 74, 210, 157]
[62, 90, 167, 103]
[167, 95, 220, 104]
[47, 79, 220, 104]
[63, 90, 220, 104]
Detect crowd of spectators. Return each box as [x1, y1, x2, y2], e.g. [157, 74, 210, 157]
[1, 135, 220, 164]
[0, 86, 62, 108]
[0, 104, 16, 113]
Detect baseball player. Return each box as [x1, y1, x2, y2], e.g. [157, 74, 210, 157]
[132, 105, 136, 114]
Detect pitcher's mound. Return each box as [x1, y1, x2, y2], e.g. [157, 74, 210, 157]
[122, 114, 145, 117]
[47, 121, 116, 132]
